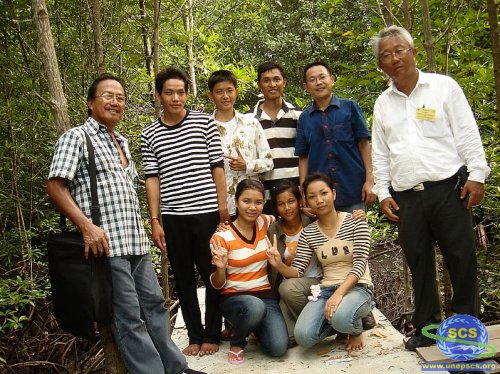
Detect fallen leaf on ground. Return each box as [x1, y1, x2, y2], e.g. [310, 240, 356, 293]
[370, 330, 387, 338]
[316, 347, 332, 356]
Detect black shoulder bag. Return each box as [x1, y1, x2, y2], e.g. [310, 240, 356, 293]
[47, 131, 113, 340]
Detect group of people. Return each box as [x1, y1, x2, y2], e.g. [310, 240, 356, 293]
[46, 25, 490, 374]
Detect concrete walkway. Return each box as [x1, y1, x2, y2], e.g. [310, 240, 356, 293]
[171, 288, 426, 373]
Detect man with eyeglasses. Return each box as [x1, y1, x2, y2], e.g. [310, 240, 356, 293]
[47, 73, 206, 374]
[370, 26, 490, 351]
[296, 61, 376, 214]
[251, 61, 301, 215]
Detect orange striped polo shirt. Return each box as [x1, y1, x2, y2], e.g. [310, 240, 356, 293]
[212, 214, 275, 297]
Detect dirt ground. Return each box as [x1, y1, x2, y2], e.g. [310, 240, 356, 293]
[171, 290, 425, 374]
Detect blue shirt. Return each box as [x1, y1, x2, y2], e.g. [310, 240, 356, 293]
[295, 95, 370, 207]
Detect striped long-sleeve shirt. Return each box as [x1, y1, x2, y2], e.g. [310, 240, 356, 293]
[291, 213, 372, 287]
[212, 214, 275, 299]
[141, 110, 223, 215]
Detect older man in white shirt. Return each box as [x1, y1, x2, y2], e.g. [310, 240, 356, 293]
[370, 26, 490, 351]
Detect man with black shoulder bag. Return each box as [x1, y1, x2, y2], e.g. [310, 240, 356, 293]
[47, 73, 205, 374]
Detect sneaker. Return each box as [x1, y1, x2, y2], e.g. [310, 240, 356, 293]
[362, 311, 376, 330]
[404, 333, 435, 351]
[183, 369, 207, 374]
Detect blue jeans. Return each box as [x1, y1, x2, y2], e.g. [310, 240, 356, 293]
[294, 285, 373, 349]
[109, 254, 187, 374]
[220, 295, 288, 357]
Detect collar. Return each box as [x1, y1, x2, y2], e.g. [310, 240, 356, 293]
[83, 117, 107, 135]
[253, 98, 293, 120]
[306, 94, 339, 114]
[274, 213, 311, 238]
[389, 69, 430, 96]
[212, 109, 245, 123]
[83, 117, 125, 144]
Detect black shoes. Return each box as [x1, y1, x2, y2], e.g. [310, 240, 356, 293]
[362, 311, 376, 330]
[404, 333, 435, 351]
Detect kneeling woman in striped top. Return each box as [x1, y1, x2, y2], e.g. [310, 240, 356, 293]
[268, 172, 374, 353]
[210, 179, 288, 364]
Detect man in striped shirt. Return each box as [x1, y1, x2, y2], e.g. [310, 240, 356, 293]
[141, 67, 229, 357]
[251, 62, 301, 215]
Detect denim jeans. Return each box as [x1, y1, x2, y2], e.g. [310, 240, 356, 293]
[220, 295, 288, 357]
[109, 254, 187, 374]
[294, 285, 373, 349]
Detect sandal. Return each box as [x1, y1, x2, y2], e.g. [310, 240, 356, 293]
[227, 349, 245, 365]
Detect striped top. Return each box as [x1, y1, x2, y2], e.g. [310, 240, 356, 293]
[251, 99, 301, 194]
[212, 214, 275, 298]
[291, 213, 372, 287]
[141, 110, 224, 215]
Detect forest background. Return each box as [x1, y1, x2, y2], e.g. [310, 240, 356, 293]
[0, 0, 499, 371]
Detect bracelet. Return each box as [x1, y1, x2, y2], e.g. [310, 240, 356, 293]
[149, 216, 160, 224]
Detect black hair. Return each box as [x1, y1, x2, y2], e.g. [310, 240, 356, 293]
[257, 61, 286, 82]
[208, 70, 238, 92]
[302, 61, 333, 83]
[302, 172, 334, 196]
[271, 180, 301, 210]
[86, 73, 126, 117]
[234, 179, 265, 201]
[155, 67, 190, 94]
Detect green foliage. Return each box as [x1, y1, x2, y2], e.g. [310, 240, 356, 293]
[0, 275, 48, 333]
[0, 0, 498, 350]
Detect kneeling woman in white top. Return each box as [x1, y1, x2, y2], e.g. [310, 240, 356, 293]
[268, 172, 374, 353]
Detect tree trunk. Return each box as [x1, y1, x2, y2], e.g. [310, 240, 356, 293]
[183, 0, 197, 101]
[89, 0, 105, 74]
[486, 0, 500, 121]
[98, 323, 127, 374]
[32, 0, 70, 134]
[381, 0, 393, 26]
[401, 0, 413, 31]
[153, 0, 161, 117]
[421, 0, 436, 72]
[139, 0, 154, 103]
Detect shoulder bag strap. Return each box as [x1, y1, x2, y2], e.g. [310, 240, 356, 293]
[83, 131, 102, 227]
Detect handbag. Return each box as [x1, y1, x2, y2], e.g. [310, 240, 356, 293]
[47, 131, 113, 340]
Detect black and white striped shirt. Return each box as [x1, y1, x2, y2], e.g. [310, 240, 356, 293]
[291, 213, 372, 286]
[141, 110, 224, 215]
[251, 99, 301, 194]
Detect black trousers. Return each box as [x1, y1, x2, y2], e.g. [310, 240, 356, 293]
[395, 178, 479, 330]
[163, 211, 222, 345]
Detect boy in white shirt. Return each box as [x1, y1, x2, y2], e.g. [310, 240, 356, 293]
[208, 70, 274, 218]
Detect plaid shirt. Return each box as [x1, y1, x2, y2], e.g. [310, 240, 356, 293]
[48, 117, 150, 257]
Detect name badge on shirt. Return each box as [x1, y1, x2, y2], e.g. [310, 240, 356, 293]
[416, 107, 437, 122]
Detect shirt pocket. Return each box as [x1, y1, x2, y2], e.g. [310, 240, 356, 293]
[332, 123, 354, 142]
[419, 113, 449, 138]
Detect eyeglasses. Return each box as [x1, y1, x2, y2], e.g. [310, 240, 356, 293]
[306, 74, 330, 84]
[379, 48, 413, 63]
[96, 93, 126, 103]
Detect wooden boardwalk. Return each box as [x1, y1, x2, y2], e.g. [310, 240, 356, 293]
[171, 288, 425, 373]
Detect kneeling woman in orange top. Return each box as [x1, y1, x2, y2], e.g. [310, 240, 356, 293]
[210, 179, 288, 364]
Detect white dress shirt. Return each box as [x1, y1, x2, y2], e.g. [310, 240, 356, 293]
[372, 70, 490, 201]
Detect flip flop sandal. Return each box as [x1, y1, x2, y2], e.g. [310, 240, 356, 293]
[227, 349, 245, 365]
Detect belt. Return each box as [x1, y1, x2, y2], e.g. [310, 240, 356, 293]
[403, 173, 457, 192]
